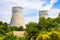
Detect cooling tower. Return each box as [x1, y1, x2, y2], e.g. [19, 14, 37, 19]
[10, 7, 26, 28]
[39, 10, 48, 18]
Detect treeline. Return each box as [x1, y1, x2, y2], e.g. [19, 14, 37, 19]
[0, 22, 25, 33]
[26, 13, 60, 40]
[0, 21, 25, 40]
[0, 13, 60, 40]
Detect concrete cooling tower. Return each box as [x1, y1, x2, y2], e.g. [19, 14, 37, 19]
[10, 7, 26, 28]
[39, 10, 48, 18]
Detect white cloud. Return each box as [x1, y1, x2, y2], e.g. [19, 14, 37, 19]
[0, 0, 58, 9]
[0, 0, 60, 24]
[23, 0, 58, 10]
[24, 16, 39, 24]
[49, 9, 60, 18]
[23, 0, 44, 10]
[24, 8, 60, 24]
[0, 10, 11, 24]
[0, 0, 24, 24]
[40, 0, 58, 10]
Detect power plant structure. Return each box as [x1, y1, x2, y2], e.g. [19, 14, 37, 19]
[10, 7, 26, 28]
[10, 6, 48, 28]
[39, 10, 48, 18]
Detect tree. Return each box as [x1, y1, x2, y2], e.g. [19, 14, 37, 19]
[0, 21, 3, 25]
[55, 23, 60, 31]
[38, 17, 56, 31]
[3, 23, 8, 33]
[9, 26, 18, 31]
[26, 22, 38, 35]
[3, 33, 19, 40]
[26, 22, 38, 40]
[53, 13, 60, 25]
[18, 26, 24, 31]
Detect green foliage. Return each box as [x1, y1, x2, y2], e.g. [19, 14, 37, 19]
[38, 17, 55, 31]
[9, 26, 25, 31]
[36, 31, 60, 40]
[18, 26, 24, 31]
[0, 21, 3, 25]
[26, 22, 38, 35]
[19, 37, 26, 40]
[3, 33, 20, 40]
[10, 26, 18, 31]
[0, 13, 60, 40]
[26, 13, 60, 40]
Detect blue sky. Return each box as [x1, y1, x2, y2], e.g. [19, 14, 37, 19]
[0, 0, 60, 24]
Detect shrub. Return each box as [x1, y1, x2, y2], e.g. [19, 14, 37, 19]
[3, 33, 19, 40]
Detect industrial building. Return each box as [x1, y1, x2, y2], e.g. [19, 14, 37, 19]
[10, 7, 26, 28]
